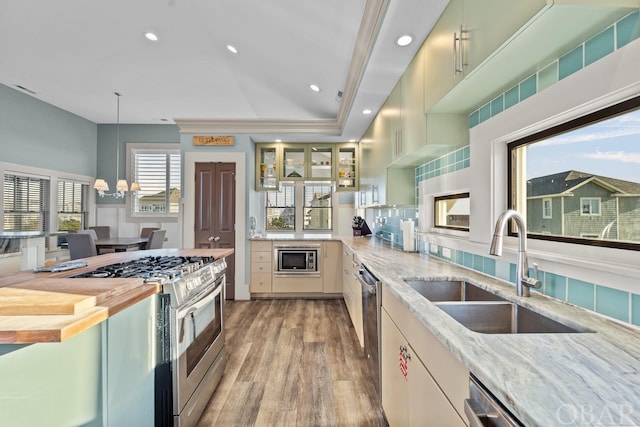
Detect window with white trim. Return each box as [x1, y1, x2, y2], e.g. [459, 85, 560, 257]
[57, 181, 88, 231]
[303, 182, 332, 230]
[266, 184, 295, 231]
[543, 198, 552, 219]
[580, 197, 601, 216]
[3, 174, 50, 232]
[265, 181, 333, 232]
[130, 146, 181, 217]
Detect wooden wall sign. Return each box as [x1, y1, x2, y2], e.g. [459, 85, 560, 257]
[193, 136, 235, 146]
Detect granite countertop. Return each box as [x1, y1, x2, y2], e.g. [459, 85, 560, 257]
[0, 248, 234, 344]
[341, 235, 640, 427]
[250, 233, 342, 241]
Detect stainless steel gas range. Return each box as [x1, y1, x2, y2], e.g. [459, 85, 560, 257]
[73, 255, 227, 427]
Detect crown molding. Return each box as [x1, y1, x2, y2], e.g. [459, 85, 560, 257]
[173, 118, 343, 135]
[174, 0, 389, 136]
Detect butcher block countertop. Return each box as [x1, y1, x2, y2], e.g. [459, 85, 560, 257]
[0, 248, 234, 344]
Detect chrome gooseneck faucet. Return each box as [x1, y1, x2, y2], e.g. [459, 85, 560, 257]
[489, 210, 541, 297]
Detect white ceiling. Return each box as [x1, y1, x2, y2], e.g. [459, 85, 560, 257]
[0, 0, 448, 142]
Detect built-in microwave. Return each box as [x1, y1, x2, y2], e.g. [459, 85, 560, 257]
[274, 244, 321, 277]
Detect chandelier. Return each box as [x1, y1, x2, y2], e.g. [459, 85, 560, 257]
[94, 92, 140, 198]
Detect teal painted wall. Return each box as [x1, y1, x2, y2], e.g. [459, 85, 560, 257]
[0, 84, 97, 176]
[96, 123, 180, 205]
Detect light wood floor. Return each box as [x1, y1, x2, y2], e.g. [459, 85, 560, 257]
[197, 299, 388, 427]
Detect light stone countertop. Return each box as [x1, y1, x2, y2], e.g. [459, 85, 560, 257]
[250, 233, 342, 241]
[340, 235, 640, 427]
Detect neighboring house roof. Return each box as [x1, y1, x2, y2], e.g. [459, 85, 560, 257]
[527, 170, 640, 197]
[139, 188, 181, 203]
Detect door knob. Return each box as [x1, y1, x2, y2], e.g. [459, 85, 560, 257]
[208, 236, 221, 242]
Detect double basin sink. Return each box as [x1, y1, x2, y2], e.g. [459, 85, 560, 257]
[403, 279, 586, 334]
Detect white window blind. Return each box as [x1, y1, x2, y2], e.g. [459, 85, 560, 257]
[3, 174, 50, 232]
[131, 148, 181, 216]
[303, 182, 332, 231]
[57, 181, 88, 231]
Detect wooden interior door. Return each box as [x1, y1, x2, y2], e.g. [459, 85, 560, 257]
[195, 162, 236, 299]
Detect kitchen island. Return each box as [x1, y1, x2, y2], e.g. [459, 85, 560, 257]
[0, 248, 233, 427]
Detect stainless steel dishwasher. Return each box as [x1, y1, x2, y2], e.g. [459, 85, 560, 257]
[465, 374, 523, 427]
[358, 263, 382, 401]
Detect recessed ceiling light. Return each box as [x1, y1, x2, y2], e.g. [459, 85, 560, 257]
[227, 45, 238, 54]
[144, 32, 158, 41]
[275, 139, 282, 143]
[309, 84, 320, 92]
[349, 139, 356, 143]
[362, 109, 372, 115]
[396, 34, 414, 47]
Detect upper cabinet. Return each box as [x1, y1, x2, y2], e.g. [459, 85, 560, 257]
[424, 0, 548, 111]
[255, 143, 357, 192]
[386, 46, 427, 164]
[336, 143, 359, 191]
[428, 0, 635, 113]
[255, 143, 279, 192]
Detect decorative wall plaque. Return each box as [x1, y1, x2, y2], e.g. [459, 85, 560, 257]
[193, 136, 235, 146]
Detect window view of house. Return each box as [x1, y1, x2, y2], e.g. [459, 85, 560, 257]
[434, 193, 470, 231]
[303, 183, 332, 230]
[266, 185, 295, 230]
[57, 181, 88, 231]
[2, 174, 50, 232]
[512, 104, 640, 247]
[131, 147, 181, 216]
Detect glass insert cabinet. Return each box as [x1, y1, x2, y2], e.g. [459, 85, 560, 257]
[255, 142, 358, 192]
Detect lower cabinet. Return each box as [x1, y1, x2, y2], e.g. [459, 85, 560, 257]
[342, 244, 364, 347]
[382, 284, 468, 426]
[250, 241, 272, 293]
[381, 309, 466, 427]
[322, 241, 343, 293]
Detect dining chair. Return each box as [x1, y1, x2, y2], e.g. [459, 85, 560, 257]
[66, 233, 98, 260]
[77, 229, 99, 241]
[145, 230, 166, 250]
[140, 227, 160, 238]
[89, 226, 111, 239]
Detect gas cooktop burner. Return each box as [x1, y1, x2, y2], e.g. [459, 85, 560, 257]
[72, 255, 215, 281]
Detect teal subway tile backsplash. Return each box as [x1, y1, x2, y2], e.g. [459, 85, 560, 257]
[490, 95, 504, 116]
[632, 294, 640, 327]
[585, 26, 614, 66]
[568, 278, 595, 310]
[596, 286, 629, 322]
[469, 11, 638, 128]
[538, 62, 558, 92]
[544, 272, 567, 300]
[424, 242, 636, 326]
[479, 104, 491, 122]
[415, 145, 470, 185]
[519, 75, 537, 101]
[559, 45, 583, 80]
[504, 86, 519, 109]
[616, 10, 640, 48]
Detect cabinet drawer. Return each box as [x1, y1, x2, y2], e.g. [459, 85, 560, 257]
[251, 251, 272, 263]
[251, 241, 272, 252]
[250, 272, 272, 293]
[251, 262, 272, 274]
[382, 285, 468, 419]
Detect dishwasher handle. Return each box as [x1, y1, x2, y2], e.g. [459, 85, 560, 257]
[464, 399, 499, 427]
[357, 265, 380, 294]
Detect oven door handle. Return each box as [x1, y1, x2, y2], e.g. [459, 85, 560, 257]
[177, 280, 222, 343]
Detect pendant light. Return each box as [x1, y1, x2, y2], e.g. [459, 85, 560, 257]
[94, 92, 140, 198]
